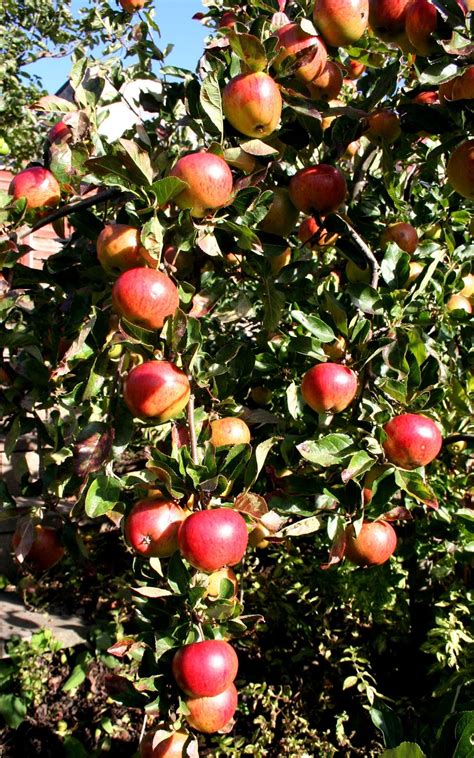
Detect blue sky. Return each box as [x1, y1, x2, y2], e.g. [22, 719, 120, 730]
[27, 0, 208, 94]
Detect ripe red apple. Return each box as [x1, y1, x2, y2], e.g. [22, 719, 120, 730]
[177, 508, 248, 572]
[206, 567, 238, 599]
[381, 222, 419, 254]
[48, 120, 71, 144]
[172, 639, 238, 697]
[123, 361, 190, 421]
[452, 66, 474, 100]
[365, 110, 401, 145]
[274, 23, 328, 83]
[185, 682, 238, 733]
[447, 139, 474, 200]
[96, 224, 149, 273]
[411, 90, 439, 105]
[9, 166, 60, 210]
[344, 521, 397, 566]
[222, 72, 282, 138]
[124, 498, 187, 558]
[210, 418, 251, 447]
[259, 188, 299, 237]
[12, 525, 65, 571]
[301, 363, 358, 413]
[140, 730, 197, 758]
[169, 152, 233, 217]
[298, 216, 339, 247]
[308, 62, 343, 101]
[112, 268, 179, 330]
[383, 413, 442, 469]
[289, 165, 347, 215]
[405, 0, 439, 56]
[368, 0, 411, 44]
[313, 0, 369, 48]
[119, 0, 146, 12]
[346, 59, 366, 79]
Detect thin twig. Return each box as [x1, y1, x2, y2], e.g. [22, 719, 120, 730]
[351, 144, 377, 203]
[20, 188, 124, 239]
[334, 213, 380, 289]
[187, 392, 199, 465]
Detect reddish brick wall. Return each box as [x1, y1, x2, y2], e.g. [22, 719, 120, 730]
[1, 169, 65, 269]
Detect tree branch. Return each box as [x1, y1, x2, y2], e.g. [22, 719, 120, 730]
[334, 213, 380, 289]
[21, 188, 125, 239]
[445, 434, 474, 446]
[187, 392, 199, 465]
[351, 144, 377, 203]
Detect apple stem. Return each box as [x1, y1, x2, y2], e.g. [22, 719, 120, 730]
[318, 412, 334, 429]
[334, 213, 380, 289]
[187, 392, 199, 466]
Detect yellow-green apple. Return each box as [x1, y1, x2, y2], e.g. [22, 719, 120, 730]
[313, 0, 369, 47]
[96, 224, 148, 273]
[222, 72, 282, 138]
[365, 110, 401, 144]
[124, 498, 187, 558]
[383, 413, 442, 469]
[460, 274, 474, 298]
[172, 639, 238, 697]
[210, 418, 251, 447]
[185, 683, 238, 733]
[250, 386, 273, 405]
[345, 260, 371, 283]
[344, 521, 397, 566]
[405, 0, 439, 56]
[259, 188, 299, 237]
[206, 567, 238, 599]
[169, 152, 233, 217]
[177, 508, 248, 572]
[447, 139, 474, 199]
[274, 22, 328, 83]
[9, 166, 60, 210]
[12, 525, 64, 571]
[308, 61, 343, 100]
[140, 730, 197, 758]
[323, 336, 347, 360]
[446, 293, 473, 314]
[123, 361, 190, 421]
[270, 247, 292, 274]
[381, 222, 419, 254]
[301, 362, 358, 413]
[405, 261, 424, 285]
[112, 268, 179, 330]
[289, 165, 347, 214]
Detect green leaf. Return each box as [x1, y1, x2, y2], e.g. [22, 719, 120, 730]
[262, 279, 284, 333]
[85, 475, 122, 518]
[149, 177, 188, 207]
[141, 215, 164, 261]
[454, 711, 474, 758]
[297, 434, 354, 467]
[244, 437, 277, 490]
[380, 742, 426, 758]
[341, 451, 374, 483]
[227, 32, 267, 72]
[394, 470, 439, 510]
[119, 139, 153, 185]
[200, 72, 224, 138]
[347, 284, 384, 315]
[291, 311, 336, 342]
[370, 703, 403, 749]
[0, 694, 27, 728]
[167, 553, 191, 594]
[62, 653, 91, 692]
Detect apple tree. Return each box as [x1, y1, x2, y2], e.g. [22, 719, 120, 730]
[1, 0, 473, 755]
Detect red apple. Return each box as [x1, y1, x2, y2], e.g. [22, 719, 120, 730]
[346, 59, 366, 79]
[405, 0, 439, 56]
[383, 413, 442, 469]
[274, 23, 328, 83]
[259, 188, 299, 237]
[438, 78, 456, 105]
[124, 498, 186, 558]
[185, 682, 238, 733]
[411, 90, 439, 105]
[177, 508, 248, 572]
[123, 361, 190, 421]
[301, 363, 358, 413]
[344, 521, 397, 566]
[112, 268, 179, 330]
[289, 165, 347, 215]
[222, 72, 282, 138]
[365, 110, 401, 145]
[9, 166, 60, 210]
[447, 139, 474, 200]
[452, 66, 474, 100]
[172, 639, 238, 697]
[140, 730, 197, 758]
[313, 0, 369, 48]
[210, 418, 251, 447]
[48, 120, 71, 144]
[96, 224, 149, 273]
[308, 62, 344, 101]
[12, 525, 65, 571]
[298, 216, 339, 247]
[119, 0, 146, 12]
[381, 222, 419, 254]
[169, 152, 233, 218]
